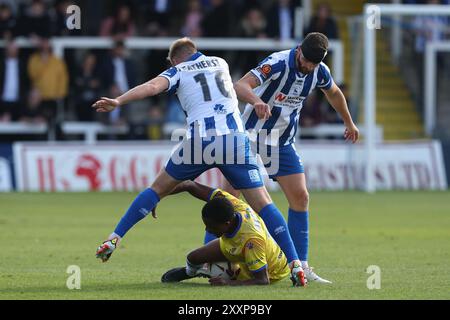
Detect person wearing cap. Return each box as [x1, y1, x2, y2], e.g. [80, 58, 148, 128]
[222, 32, 359, 284]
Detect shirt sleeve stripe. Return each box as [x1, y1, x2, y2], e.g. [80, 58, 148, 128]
[251, 264, 268, 273]
[158, 75, 173, 92]
[317, 78, 332, 89]
[249, 69, 264, 86]
[208, 188, 219, 201]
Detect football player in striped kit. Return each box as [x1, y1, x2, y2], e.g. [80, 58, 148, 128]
[224, 32, 360, 284]
[93, 37, 307, 286]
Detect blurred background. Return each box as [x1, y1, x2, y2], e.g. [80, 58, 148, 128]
[0, 0, 449, 192]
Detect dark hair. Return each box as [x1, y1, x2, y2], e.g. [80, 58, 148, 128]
[202, 197, 235, 224]
[300, 32, 329, 64]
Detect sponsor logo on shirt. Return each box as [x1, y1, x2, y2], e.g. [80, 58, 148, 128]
[214, 104, 227, 114]
[273, 91, 305, 108]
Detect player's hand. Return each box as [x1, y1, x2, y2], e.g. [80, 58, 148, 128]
[254, 102, 271, 120]
[92, 97, 120, 112]
[344, 123, 359, 144]
[151, 207, 157, 219]
[209, 277, 229, 286]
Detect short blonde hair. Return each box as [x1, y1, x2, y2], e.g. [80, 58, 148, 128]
[168, 37, 197, 62]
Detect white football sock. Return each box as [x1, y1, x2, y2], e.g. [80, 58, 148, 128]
[186, 259, 203, 276]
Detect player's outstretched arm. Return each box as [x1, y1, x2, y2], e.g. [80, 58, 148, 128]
[151, 181, 214, 218]
[92, 76, 169, 112]
[169, 180, 214, 202]
[322, 83, 359, 143]
[234, 72, 271, 120]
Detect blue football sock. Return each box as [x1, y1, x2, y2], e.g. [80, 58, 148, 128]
[259, 203, 299, 262]
[288, 209, 309, 262]
[204, 231, 217, 244]
[114, 188, 160, 238]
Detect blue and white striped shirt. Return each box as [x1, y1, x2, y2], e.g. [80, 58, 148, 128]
[159, 52, 244, 139]
[242, 48, 334, 146]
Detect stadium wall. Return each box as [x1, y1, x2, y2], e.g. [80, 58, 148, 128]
[9, 141, 448, 192]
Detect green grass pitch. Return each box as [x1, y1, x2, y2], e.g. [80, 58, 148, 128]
[1, 191, 449, 300]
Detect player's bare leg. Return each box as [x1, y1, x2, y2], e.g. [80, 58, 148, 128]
[96, 169, 181, 262]
[222, 178, 241, 198]
[277, 173, 331, 284]
[187, 239, 227, 265]
[239, 186, 273, 212]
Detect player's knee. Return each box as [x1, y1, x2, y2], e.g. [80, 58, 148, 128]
[291, 189, 309, 211]
[187, 249, 202, 265]
[241, 187, 273, 212]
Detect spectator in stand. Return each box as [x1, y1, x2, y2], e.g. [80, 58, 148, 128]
[240, 7, 267, 39]
[299, 90, 323, 129]
[266, 0, 300, 40]
[201, 0, 234, 58]
[99, 4, 136, 40]
[199, 0, 211, 9]
[52, 0, 81, 101]
[300, 83, 347, 131]
[53, 0, 82, 36]
[143, 0, 177, 37]
[305, 3, 339, 41]
[164, 96, 185, 134]
[181, 0, 203, 37]
[322, 83, 347, 124]
[235, 8, 268, 75]
[27, 37, 68, 135]
[0, 41, 28, 122]
[0, 3, 17, 39]
[201, 0, 233, 37]
[73, 52, 101, 122]
[303, 4, 340, 113]
[99, 41, 137, 125]
[239, 0, 268, 14]
[17, 0, 52, 38]
[146, 105, 164, 140]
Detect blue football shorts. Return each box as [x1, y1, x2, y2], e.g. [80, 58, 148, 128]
[165, 132, 264, 190]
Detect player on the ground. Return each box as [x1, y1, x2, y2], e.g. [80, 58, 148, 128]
[222, 32, 360, 284]
[92, 37, 306, 286]
[160, 180, 291, 286]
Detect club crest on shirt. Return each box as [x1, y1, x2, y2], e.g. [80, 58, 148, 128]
[257, 64, 272, 78]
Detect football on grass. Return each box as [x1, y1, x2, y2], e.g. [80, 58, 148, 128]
[199, 262, 240, 280]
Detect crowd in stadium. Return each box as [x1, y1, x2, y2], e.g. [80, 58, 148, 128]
[0, 0, 449, 141]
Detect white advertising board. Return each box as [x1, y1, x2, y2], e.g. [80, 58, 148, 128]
[13, 141, 447, 192]
[0, 157, 12, 192]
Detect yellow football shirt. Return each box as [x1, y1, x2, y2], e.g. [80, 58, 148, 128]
[210, 189, 290, 283]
